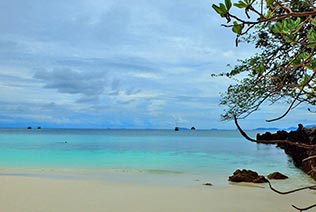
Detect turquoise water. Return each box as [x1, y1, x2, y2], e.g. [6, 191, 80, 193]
[0, 129, 311, 185]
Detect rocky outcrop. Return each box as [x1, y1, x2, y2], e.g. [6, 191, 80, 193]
[267, 172, 288, 180]
[228, 169, 268, 183]
[257, 125, 316, 180]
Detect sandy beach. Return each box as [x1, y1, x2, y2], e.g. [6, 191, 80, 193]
[0, 169, 316, 212]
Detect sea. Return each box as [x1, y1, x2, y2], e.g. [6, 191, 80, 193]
[0, 128, 313, 187]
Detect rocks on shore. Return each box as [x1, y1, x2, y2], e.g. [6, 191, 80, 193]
[267, 172, 288, 180]
[257, 124, 316, 180]
[228, 169, 268, 183]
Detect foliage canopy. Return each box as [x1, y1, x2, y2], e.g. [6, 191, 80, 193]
[212, 0, 316, 121]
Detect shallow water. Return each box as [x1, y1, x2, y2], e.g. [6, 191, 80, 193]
[0, 128, 312, 186]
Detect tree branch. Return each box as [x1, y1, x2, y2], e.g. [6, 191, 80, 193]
[226, 10, 316, 33]
[302, 155, 316, 163]
[265, 96, 298, 122]
[292, 203, 316, 212]
[267, 179, 316, 211]
[234, 116, 316, 150]
[267, 180, 316, 195]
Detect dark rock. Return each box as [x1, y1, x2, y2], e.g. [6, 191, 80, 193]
[37, 126, 41, 129]
[267, 172, 288, 180]
[257, 132, 273, 140]
[298, 123, 303, 130]
[27, 126, 32, 129]
[228, 169, 268, 183]
[253, 176, 269, 183]
[191, 127, 196, 130]
[174, 127, 179, 131]
[257, 130, 288, 140]
[203, 182, 213, 186]
[275, 130, 289, 140]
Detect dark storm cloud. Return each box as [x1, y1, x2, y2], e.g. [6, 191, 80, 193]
[34, 68, 107, 96]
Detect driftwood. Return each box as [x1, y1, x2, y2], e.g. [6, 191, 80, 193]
[234, 116, 316, 211]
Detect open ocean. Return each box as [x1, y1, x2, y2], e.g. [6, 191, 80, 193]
[0, 128, 312, 186]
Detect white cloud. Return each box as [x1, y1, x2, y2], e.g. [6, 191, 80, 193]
[130, 72, 161, 80]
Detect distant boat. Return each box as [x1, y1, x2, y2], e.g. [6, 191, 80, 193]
[174, 127, 179, 131]
[27, 126, 32, 130]
[191, 127, 196, 130]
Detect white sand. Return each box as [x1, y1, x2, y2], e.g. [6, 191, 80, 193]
[0, 170, 316, 212]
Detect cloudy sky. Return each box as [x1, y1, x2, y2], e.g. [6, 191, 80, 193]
[0, 0, 313, 129]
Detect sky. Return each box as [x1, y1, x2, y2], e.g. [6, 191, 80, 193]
[0, 0, 314, 129]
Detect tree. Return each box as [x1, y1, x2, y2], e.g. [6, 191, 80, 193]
[212, 0, 316, 121]
[212, 1, 316, 211]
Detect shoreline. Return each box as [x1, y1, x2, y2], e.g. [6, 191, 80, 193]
[0, 167, 218, 188]
[0, 167, 314, 186]
[0, 168, 316, 211]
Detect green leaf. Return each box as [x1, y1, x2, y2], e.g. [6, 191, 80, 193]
[300, 74, 310, 86]
[219, 3, 227, 11]
[294, 17, 301, 26]
[212, 4, 222, 14]
[297, 52, 309, 61]
[311, 18, 316, 27]
[254, 63, 265, 74]
[264, 10, 273, 18]
[282, 20, 288, 33]
[258, 63, 265, 73]
[212, 4, 227, 17]
[266, 0, 274, 7]
[305, 58, 316, 70]
[233, 1, 247, 8]
[271, 22, 282, 34]
[232, 22, 243, 34]
[308, 29, 316, 43]
[225, 0, 232, 10]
